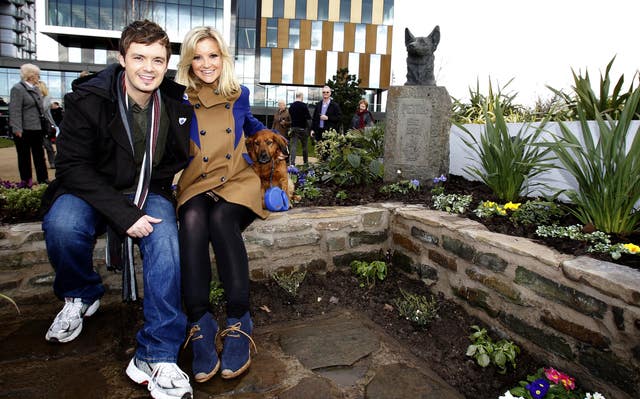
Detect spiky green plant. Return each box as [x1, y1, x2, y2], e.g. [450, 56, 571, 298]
[455, 99, 555, 202]
[544, 86, 640, 234]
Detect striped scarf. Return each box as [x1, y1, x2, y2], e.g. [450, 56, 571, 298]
[106, 71, 162, 302]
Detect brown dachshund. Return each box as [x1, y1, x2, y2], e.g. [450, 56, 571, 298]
[245, 129, 293, 208]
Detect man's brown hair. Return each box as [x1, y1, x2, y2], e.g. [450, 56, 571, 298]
[119, 19, 171, 60]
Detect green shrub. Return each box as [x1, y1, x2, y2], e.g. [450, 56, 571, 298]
[543, 85, 640, 234]
[466, 325, 520, 374]
[272, 270, 307, 298]
[380, 179, 420, 195]
[509, 199, 565, 226]
[0, 184, 48, 222]
[455, 98, 554, 202]
[350, 260, 387, 288]
[394, 289, 438, 327]
[431, 193, 472, 214]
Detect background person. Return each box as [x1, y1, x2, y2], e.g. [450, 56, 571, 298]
[9, 63, 49, 187]
[271, 99, 290, 137]
[287, 91, 311, 165]
[310, 85, 341, 141]
[36, 80, 57, 168]
[175, 26, 268, 384]
[50, 101, 64, 127]
[40, 20, 193, 399]
[350, 99, 375, 130]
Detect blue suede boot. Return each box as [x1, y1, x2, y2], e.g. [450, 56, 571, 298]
[220, 311, 256, 379]
[185, 312, 220, 383]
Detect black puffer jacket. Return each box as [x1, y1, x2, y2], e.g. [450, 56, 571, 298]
[41, 63, 192, 235]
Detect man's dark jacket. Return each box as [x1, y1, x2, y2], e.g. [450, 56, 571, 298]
[41, 63, 191, 235]
[310, 99, 341, 133]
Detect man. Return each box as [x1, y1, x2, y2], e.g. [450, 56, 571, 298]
[41, 20, 193, 399]
[271, 99, 290, 137]
[287, 92, 311, 165]
[310, 85, 341, 141]
[50, 101, 64, 127]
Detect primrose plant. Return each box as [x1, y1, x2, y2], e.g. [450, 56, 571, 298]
[350, 260, 387, 288]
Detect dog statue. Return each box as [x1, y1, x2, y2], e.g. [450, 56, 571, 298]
[245, 129, 294, 210]
[405, 26, 440, 86]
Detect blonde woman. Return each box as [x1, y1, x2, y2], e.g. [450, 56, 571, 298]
[36, 81, 57, 168]
[175, 26, 266, 382]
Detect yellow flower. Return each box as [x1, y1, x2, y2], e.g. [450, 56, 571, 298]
[623, 243, 640, 254]
[483, 201, 496, 208]
[504, 202, 521, 211]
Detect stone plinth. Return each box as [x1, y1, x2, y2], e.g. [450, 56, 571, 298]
[383, 86, 451, 183]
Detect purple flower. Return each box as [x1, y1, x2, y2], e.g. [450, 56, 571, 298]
[525, 378, 549, 399]
[410, 179, 420, 188]
[287, 165, 299, 175]
[433, 174, 447, 184]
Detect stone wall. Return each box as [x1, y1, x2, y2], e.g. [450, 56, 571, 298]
[1, 204, 638, 398]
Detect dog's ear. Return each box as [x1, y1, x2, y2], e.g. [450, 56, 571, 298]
[405, 28, 415, 46]
[273, 133, 289, 157]
[428, 25, 440, 49]
[245, 137, 256, 156]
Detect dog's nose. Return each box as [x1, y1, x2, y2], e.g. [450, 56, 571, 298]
[258, 151, 271, 163]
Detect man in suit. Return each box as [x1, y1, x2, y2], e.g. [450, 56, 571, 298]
[287, 92, 311, 165]
[310, 85, 341, 141]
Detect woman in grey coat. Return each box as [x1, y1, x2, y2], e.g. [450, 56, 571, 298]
[9, 63, 49, 186]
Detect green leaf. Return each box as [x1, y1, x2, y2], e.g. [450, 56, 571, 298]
[477, 353, 491, 368]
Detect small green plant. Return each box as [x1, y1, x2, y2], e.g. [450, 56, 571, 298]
[431, 193, 472, 214]
[536, 224, 640, 260]
[466, 325, 520, 374]
[350, 260, 387, 288]
[394, 289, 438, 327]
[336, 190, 348, 200]
[272, 270, 307, 298]
[380, 179, 420, 195]
[208, 279, 224, 307]
[0, 183, 48, 222]
[509, 199, 565, 226]
[290, 167, 321, 201]
[431, 174, 447, 195]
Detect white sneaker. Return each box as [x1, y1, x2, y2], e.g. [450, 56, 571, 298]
[45, 297, 100, 343]
[126, 357, 193, 399]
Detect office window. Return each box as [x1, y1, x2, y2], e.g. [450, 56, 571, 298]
[361, 0, 372, 24]
[94, 48, 107, 65]
[304, 50, 315, 85]
[354, 24, 365, 53]
[310, 20, 322, 50]
[151, 3, 165, 31]
[348, 52, 359, 77]
[71, 1, 85, 28]
[68, 47, 82, 63]
[332, 23, 343, 52]
[369, 53, 380, 88]
[273, 0, 284, 18]
[266, 18, 278, 48]
[238, 27, 256, 49]
[86, 0, 100, 29]
[383, 0, 394, 25]
[325, 51, 337, 82]
[282, 49, 294, 84]
[289, 20, 300, 48]
[295, 0, 306, 19]
[339, 0, 350, 22]
[317, 0, 328, 20]
[260, 48, 271, 82]
[376, 25, 387, 54]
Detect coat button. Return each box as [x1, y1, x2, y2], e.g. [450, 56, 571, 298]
[195, 103, 201, 109]
[203, 156, 209, 162]
[200, 130, 206, 135]
[226, 127, 232, 133]
[220, 176, 226, 182]
[225, 153, 231, 159]
[225, 103, 230, 109]
[200, 173, 206, 178]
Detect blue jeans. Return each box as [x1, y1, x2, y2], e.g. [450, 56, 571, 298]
[43, 193, 187, 363]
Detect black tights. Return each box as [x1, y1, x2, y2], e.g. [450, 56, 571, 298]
[179, 193, 255, 322]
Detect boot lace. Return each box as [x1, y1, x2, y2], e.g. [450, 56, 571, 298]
[219, 322, 258, 354]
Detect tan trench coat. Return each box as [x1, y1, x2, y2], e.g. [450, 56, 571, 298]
[176, 85, 269, 219]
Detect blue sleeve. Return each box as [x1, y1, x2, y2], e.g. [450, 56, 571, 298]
[239, 86, 265, 137]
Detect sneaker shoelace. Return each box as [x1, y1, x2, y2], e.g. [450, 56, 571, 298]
[52, 299, 84, 329]
[219, 322, 258, 354]
[148, 363, 190, 391]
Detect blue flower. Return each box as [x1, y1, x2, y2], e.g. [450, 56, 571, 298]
[410, 179, 420, 188]
[287, 165, 299, 175]
[525, 379, 549, 399]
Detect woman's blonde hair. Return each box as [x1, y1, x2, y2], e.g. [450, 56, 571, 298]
[36, 81, 49, 97]
[175, 26, 239, 98]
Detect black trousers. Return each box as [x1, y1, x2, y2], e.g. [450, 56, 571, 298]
[179, 193, 256, 322]
[14, 129, 48, 183]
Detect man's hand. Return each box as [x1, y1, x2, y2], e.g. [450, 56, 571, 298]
[320, 115, 328, 121]
[14, 131, 22, 138]
[310, 130, 315, 137]
[126, 215, 162, 238]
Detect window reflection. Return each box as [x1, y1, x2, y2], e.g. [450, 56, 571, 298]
[369, 53, 380, 89]
[304, 50, 315, 85]
[289, 20, 300, 49]
[260, 48, 271, 82]
[333, 23, 343, 52]
[310, 21, 322, 50]
[273, 0, 284, 18]
[348, 53, 359, 76]
[354, 24, 365, 53]
[266, 18, 278, 48]
[325, 51, 337, 82]
[376, 25, 387, 54]
[282, 49, 293, 84]
[339, 0, 350, 22]
[361, 0, 372, 24]
[383, 0, 394, 25]
[295, 0, 306, 19]
[317, 0, 328, 20]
